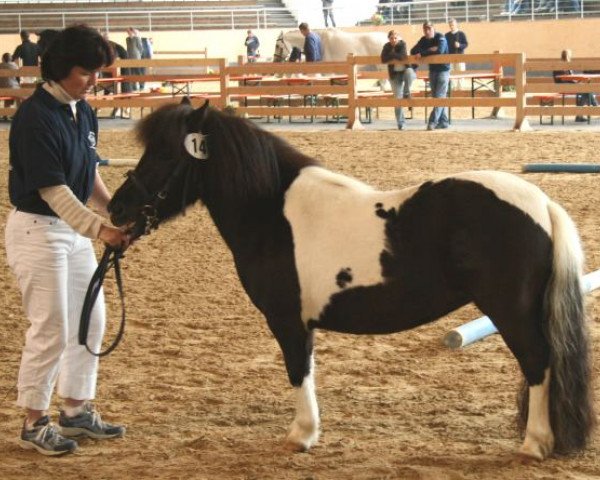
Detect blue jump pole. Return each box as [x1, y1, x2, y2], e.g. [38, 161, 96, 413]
[443, 269, 600, 349]
[523, 164, 600, 173]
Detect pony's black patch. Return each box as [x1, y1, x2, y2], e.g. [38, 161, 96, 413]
[375, 202, 396, 219]
[336, 267, 353, 288]
[417, 181, 434, 191]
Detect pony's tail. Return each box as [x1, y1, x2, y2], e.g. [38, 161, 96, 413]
[520, 200, 595, 454]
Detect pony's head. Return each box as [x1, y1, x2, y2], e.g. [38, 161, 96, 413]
[273, 31, 290, 62]
[109, 98, 310, 237]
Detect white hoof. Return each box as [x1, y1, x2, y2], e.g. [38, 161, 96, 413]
[284, 422, 319, 452]
[519, 432, 554, 460]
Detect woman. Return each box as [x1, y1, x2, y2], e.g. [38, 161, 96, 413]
[5, 25, 131, 456]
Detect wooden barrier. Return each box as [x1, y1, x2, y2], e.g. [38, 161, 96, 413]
[0, 53, 599, 130]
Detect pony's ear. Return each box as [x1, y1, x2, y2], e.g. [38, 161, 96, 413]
[186, 100, 210, 131]
[180, 96, 192, 106]
[198, 100, 209, 113]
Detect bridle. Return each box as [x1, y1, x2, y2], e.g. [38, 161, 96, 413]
[125, 154, 196, 238]
[79, 154, 196, 357]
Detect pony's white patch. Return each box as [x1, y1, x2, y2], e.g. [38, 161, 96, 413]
[286, 355, 320, 450]
[284, 166, 417, 324]
[184, 133, 208, 160]
[520, 368, 554, 459]
[453, 170, 552, 235]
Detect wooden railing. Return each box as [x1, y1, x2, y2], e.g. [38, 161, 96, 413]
[1, 53, 600, 130]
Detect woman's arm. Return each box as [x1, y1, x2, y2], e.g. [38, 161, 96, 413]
[89, 168, 112, 217]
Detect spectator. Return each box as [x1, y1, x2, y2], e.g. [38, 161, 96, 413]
[411, 21, 450, 130]
[553, 49, 596, 122]
[377, 0, 392, 23]
[322, 0, 336, 28]
[445, 18, 468, 89]
[510, 0, 532, 14]
[0, 52, 20, 115]
[299, 23, 323, 62]
[126, 27, 143, 91]
[6, 24, 130, 457]
[141, 37, 153, 61]
[0, 52, 19, 89]
[582, 68, 600, 109]
[12, 30, 40, 67]
[244, 30, 260, 63]
[104, 34, 131, 94]
[140, 36, 153, 90]
[381, 29, 416, 130]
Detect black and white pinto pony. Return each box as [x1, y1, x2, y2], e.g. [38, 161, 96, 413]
[108, 100, 595, 460]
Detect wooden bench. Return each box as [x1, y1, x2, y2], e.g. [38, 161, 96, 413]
[530, 93, 593, 125]
[533, 94, 562, 125]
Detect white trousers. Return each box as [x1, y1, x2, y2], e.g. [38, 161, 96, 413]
[5, 209, 105, 410]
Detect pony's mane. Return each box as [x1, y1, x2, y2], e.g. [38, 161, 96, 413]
[136, 103, 319, 204]
[135, 103, 193, 153]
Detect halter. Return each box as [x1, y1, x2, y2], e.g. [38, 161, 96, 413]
[126, 155, 196, 237]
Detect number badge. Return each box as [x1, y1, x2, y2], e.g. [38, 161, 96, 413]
[184, 133, 208, 160]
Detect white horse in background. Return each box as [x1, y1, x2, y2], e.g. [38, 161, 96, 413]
[274, 29, 388, 63]
[273, 29, 390, 88]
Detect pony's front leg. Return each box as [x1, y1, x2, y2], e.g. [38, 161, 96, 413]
[266, 316, 319, 451]
[285, 354, 320, 452]
[519, 369, 554, 460]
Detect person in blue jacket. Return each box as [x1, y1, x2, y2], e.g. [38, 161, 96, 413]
[411, 21, 450, 130]
[6, 24, 131, 456]
[244, 29, 260, 63]
[299, 22, 323, 62]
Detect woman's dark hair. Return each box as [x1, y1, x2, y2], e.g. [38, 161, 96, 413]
[41, 25, 114, 81]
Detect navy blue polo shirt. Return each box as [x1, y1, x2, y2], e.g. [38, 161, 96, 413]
[9, 86, 100, 217]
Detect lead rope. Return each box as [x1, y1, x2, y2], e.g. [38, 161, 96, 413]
[79, 246, 126, 357]
[79, 159, 195, 357]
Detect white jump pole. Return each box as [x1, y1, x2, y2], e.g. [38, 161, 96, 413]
[99, 159, 139, 167]
[443, 269, 600, 349]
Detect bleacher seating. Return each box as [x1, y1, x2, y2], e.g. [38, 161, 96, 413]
[0, 0, 297, 33]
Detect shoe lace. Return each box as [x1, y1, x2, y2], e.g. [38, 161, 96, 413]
[86, 406, 109, 430]
[90, 410, 105, 428]
[37, 424, 63, 446]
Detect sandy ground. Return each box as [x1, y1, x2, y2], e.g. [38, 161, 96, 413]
[0, 126, 599, 480]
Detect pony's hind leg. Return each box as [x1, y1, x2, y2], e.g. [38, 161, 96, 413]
[493, 316, 554, 459]
[519, 369, 554, 460]
[475, 291, 554, 459]
[266, 316, 319, 451]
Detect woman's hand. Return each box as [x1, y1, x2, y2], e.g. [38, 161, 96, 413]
[98, 225, 132, 251]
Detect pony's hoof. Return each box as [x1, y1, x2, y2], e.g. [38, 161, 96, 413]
[516, 451, 544, 464]
[283, 439, 310, 453]
[518, 436, 553, 461]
